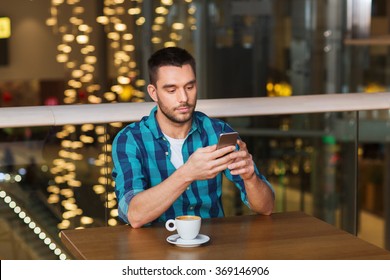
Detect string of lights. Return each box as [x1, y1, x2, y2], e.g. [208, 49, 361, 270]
[43, 0, 199, 233]
[0, 188, 68, 260]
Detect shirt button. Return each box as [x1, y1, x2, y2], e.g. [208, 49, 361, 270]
[189, 206, 194, 210]
[187, 187, 190, 191]
[165, 152, 168, 156]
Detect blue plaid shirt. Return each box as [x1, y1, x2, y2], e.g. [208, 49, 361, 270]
[112, 106, 272, 224]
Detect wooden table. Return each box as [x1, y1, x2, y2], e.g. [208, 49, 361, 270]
[60, 211, 390, 260]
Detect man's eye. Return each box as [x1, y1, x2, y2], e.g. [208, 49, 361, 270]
[186, 85, 194, 91]
[167, 88, 176, 93]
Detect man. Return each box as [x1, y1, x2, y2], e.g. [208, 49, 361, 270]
[112, 47, 274, 228]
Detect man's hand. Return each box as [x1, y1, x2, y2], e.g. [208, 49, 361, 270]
[226, 139, 274, 215]
[182, 144, 236, 182]
[227, 140, 256, 180]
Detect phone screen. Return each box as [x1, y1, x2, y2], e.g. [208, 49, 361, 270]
[216, 132, 239, 149]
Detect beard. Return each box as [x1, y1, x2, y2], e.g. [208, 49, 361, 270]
[157, 100, 196, 124]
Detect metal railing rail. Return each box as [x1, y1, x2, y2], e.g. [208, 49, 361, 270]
[1, 92, 389, 128]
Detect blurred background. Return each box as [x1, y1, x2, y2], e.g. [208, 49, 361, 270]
[1, 0, 390, 259]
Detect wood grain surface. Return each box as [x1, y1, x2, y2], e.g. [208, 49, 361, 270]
[61, 211, 390, 260]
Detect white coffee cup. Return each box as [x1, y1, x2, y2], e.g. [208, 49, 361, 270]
[165, 215, 201, 240]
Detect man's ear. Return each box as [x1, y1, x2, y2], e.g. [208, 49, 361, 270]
[147, 84, 158, 102]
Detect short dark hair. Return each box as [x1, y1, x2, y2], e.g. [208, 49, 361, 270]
[147, 47, 196, 85]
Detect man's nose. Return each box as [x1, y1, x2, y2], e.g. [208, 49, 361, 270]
[177, 88, 188, 102]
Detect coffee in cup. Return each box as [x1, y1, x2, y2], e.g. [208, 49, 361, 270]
[165, 215, 201, 240]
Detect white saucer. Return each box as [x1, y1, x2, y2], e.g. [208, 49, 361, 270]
[166, 234, 210, 247]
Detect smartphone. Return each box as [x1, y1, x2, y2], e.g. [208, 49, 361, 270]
[216, 132, 239, 149]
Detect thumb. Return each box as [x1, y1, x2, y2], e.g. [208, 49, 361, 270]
[205, 144, 217, 152]
[197, 144, 217, 153]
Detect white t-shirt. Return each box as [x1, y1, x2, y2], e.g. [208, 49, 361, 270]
[163, 133, 186, 169]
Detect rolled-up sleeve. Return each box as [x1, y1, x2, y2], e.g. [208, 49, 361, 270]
[112, 130, 147, 224]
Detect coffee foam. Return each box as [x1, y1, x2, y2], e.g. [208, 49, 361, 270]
[176, 215, 201, 221]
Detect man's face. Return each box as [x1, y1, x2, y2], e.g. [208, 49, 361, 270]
[148, 64, 197, 125]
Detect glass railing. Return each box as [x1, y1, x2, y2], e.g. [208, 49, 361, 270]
[1, 92, 389, 259]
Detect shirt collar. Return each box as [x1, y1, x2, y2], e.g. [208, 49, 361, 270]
[145, 106, 200, 139]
